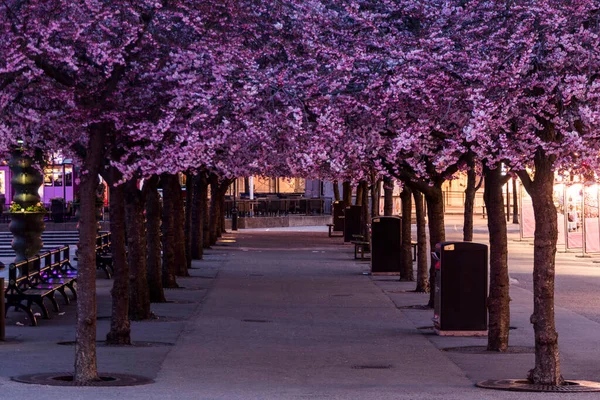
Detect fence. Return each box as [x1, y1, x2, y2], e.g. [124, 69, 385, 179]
[225, 197, 333, 218]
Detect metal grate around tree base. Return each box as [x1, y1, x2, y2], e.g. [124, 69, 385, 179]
[352, 364, 393, 370]
[242, 319, 272, 323]
[477, 379, 600, 392]
[12, 372, 153, 387]
[396, 304, 432, 310]
[442, 346, 534, 354]
[57, 340, 174, 348]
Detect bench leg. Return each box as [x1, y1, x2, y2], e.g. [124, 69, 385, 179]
[48, 294, 60, 313]
[30, 299, 50, 320]
[13, 302, 39, 326]
[58, 288, 71, 305]
[67, 283, 77, 301]
[97, 262, 112, 279]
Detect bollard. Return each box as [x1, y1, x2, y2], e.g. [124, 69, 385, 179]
[0, 277, 4, 341]
[231, 207, 238, 231]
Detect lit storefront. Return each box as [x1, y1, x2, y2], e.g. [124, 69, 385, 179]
[0, 158, 78, 210]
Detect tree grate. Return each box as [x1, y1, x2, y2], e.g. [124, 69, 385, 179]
[477, 379, 600, 392]
[351, 364, 393, 370]
[396, 304, 432, 310]
[12, 372, 153, 387]
[442, 346, 534, 354]
[57, 341, 174, 347]
[242, 319, 272, 323]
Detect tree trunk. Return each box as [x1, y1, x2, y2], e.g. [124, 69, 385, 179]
[370, 178, 381, 218]
[400, 186, 414, 281]
[484, 165, 510, 352]
[145, 175, 166, 303]
[383, 177, 394, 216]
[413, 189, 428, 293]
[125, 179, 151, 321]
[359, 181, 369, 238]
[424, 186, 445, 308]
[161, 173, 179, 288]
[343, 181, 353, 206]
[209, 175, 220, 246]
[171, 175, 189, 277]
[184, 172, 193, 270]
[74, 124, 105, 382]
[218, 180, 231, 235]
[191, 173, 207, 260]
[519, 152, 563, 385]
[506, 182, 511, 222]
[355, 182, 364, 206]
[202, 175, 211, 249]
[333, 180, 341, 202]
[105, 170, 131, 345]
[512, 177, 519, 224]
[464, 168, 477, 242]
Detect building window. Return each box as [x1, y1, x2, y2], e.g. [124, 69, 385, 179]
[65, 166, 73, 186]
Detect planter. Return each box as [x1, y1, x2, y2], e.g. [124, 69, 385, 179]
[8, 150, 46, 262]
[8, 212, 46, 262]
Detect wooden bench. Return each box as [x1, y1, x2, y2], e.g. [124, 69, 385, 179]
[351, 240, 371, 260]
[326, 223, 343, 238]
[39, 246, 78, 304]
[96, 232, 113, 279]
[5, 246, 77, 326]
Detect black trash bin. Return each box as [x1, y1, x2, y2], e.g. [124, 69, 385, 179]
[51, 198, 65, 223]
[370, 216, 402, 275]
[332, 201, 345, 232]
[433, 242, 488, 336]
[343, 205, 362, 242]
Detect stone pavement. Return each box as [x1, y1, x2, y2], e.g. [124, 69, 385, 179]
[0, 216, 599, 399]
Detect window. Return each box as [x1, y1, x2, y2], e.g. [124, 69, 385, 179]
[65, 166, 73, 186]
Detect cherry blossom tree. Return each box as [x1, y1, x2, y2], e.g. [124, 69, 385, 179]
[457, 0, 600, 384]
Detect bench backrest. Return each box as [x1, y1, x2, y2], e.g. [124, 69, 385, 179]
[6, 245, 73, 295]
[96, 232, 111, 252]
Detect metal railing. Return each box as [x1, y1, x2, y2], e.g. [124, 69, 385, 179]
[225, 197, 333, 218]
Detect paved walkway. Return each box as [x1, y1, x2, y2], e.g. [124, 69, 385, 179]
[0, 216, 600, 399]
